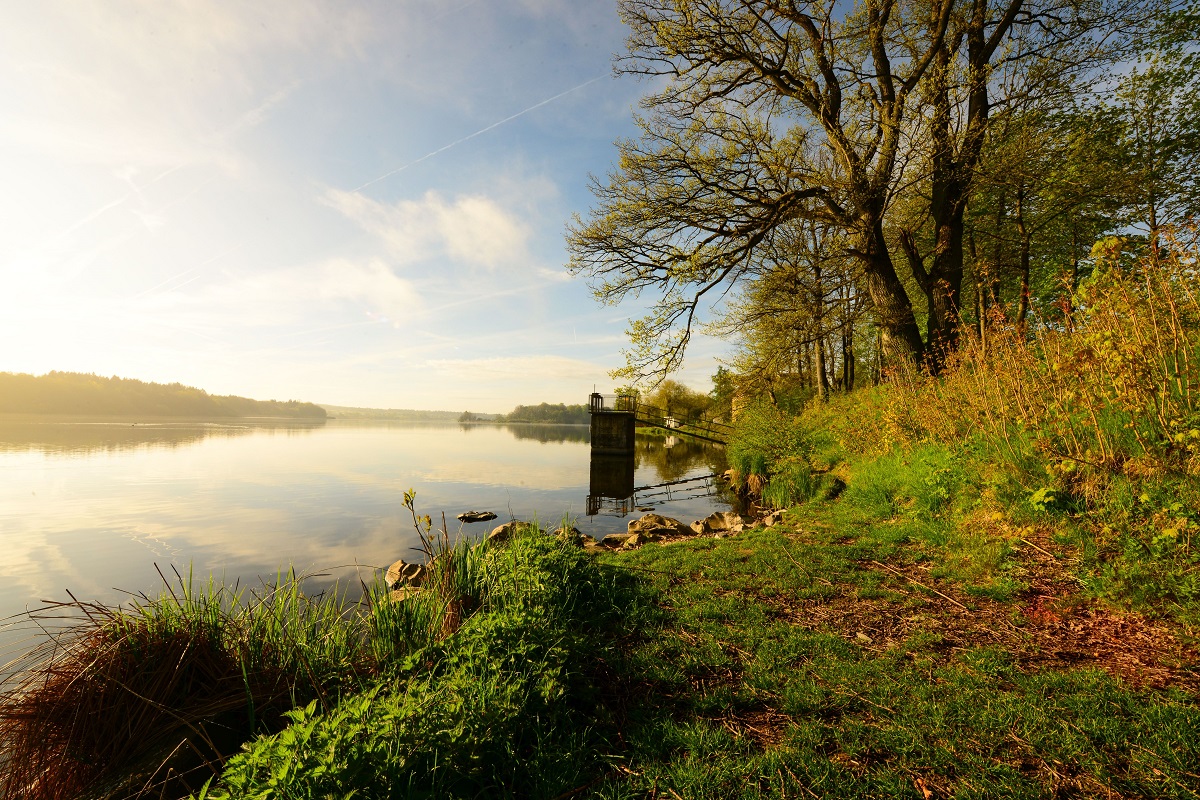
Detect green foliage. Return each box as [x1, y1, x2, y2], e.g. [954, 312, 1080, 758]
[204, 532, 631, 799]
[642, 379, 713, 422]
[726, 400, 809, 480]
[841, 445, 963, 520]
[0, 371, 327, 419]
[596, 529, 1200, 799]
[496, 402, 590, 424]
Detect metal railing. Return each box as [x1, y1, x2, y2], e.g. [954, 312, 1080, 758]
[587, 394, 732, 444]
[588, 392, 638, 413]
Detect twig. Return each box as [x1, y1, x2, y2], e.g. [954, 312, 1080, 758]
[778, 542, 833, 586]
[1019, 538, 1058, 560]
[870, 560, 969, 611]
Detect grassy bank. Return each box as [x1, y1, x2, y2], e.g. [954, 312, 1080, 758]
[2, 237, 1197, 797]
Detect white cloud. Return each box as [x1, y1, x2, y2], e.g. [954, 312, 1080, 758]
[325, 189, 530, 269]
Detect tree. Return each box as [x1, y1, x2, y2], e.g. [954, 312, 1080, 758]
[711, 217, 865, 400]
[569, 0, 956, 380]
[644, 379, 713, 421]
[569, 0, 1153, 382]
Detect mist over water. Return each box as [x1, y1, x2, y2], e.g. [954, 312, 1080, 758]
[0, 418, 731, 654]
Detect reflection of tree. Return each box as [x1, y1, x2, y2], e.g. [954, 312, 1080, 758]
[633, 434, 726, 483]
[0, 418, 326, 455]
[504, 424, 591, 444]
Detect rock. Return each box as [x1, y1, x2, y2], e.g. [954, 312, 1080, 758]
[762, 511, 784, 528]
[385, 559, 427, 590]
[690, 511, 747, 535]
[623, 533, 641, 549]
[552, 525, 584, 543]
[388, 586, 422, 603]
[486, 520, 544, 545]
[627, 513, 690, 538]
[457, 510, 497, 523]
[487, 521, 519, 545]
[601, 532, 636, 548]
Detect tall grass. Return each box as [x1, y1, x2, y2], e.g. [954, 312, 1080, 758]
[200, 520, 633, 799]
[0, 491, 494, 800]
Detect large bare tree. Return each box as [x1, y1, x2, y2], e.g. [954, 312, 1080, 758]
[569, 0, 1155, 382]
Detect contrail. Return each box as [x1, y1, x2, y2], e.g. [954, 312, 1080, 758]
[352, 74, 608, 193]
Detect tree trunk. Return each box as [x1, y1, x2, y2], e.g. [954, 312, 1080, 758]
[858, 217, 925, 368]
[1015, 184, 1032, 326]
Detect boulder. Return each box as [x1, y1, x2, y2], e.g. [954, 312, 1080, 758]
[690, 511, 747, 535]
[457, 510, 498, 523]
[552, 526, 584, 544]
[487, 521, 520, 545]
[627, 513, 689, 538]
[601, 532, 636, 548]
[385, 559, 427, 590]
[388, 586, 421, 603]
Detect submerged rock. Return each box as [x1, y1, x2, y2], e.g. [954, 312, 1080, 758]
[457, 511, 498, 523]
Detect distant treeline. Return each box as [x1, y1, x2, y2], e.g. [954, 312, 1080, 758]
[325, 405, 484, 422]
[0, 372, 327, 419]
[497, 403, 589, 424]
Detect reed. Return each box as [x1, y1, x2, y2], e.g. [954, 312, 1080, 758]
[0, 491, 497, 800]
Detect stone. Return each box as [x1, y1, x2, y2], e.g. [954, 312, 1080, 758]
[385, 559, 427, 590]
[552, 526, 584, 544]
[457, 510, 498, 523]
[690, 511, 747, 535]
[762, 511, 784, 528]
[627, 513, 690, 538]
[601, 532, 636, 547]
[623, 533, 641, 549]
[388, 586, 421, 603]
[487, 521, 520, 545]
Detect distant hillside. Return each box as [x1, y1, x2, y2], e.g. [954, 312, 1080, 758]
[0, 372, 327, 419]
[321, 405, 499, 422]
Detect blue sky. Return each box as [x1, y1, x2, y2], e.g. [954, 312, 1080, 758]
[0, 1, 729, 412]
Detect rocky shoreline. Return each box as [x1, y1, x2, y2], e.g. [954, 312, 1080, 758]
[382, 507, 784, 597]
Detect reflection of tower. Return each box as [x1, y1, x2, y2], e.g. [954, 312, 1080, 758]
[586, 453, 636, 516]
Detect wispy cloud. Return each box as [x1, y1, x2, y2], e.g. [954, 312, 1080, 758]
[325, 188, 530, 270]
[352, 74, 607, 192]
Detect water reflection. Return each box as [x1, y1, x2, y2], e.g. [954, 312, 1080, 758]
[0, 416, 326, 455]
[497, 424, 590, 444]
[0, 419, 733, 658]
[588, 433, 734, 517]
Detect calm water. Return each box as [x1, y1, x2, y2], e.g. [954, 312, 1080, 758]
[0, 417, 730, 651]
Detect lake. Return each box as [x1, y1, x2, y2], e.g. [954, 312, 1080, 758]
[0, 416, 732, 655]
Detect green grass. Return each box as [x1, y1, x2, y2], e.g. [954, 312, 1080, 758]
[591, 524, 1200, 799]
[197, 527, 637, 799]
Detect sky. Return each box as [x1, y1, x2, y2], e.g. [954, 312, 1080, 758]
[0, 0, 731, 413]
